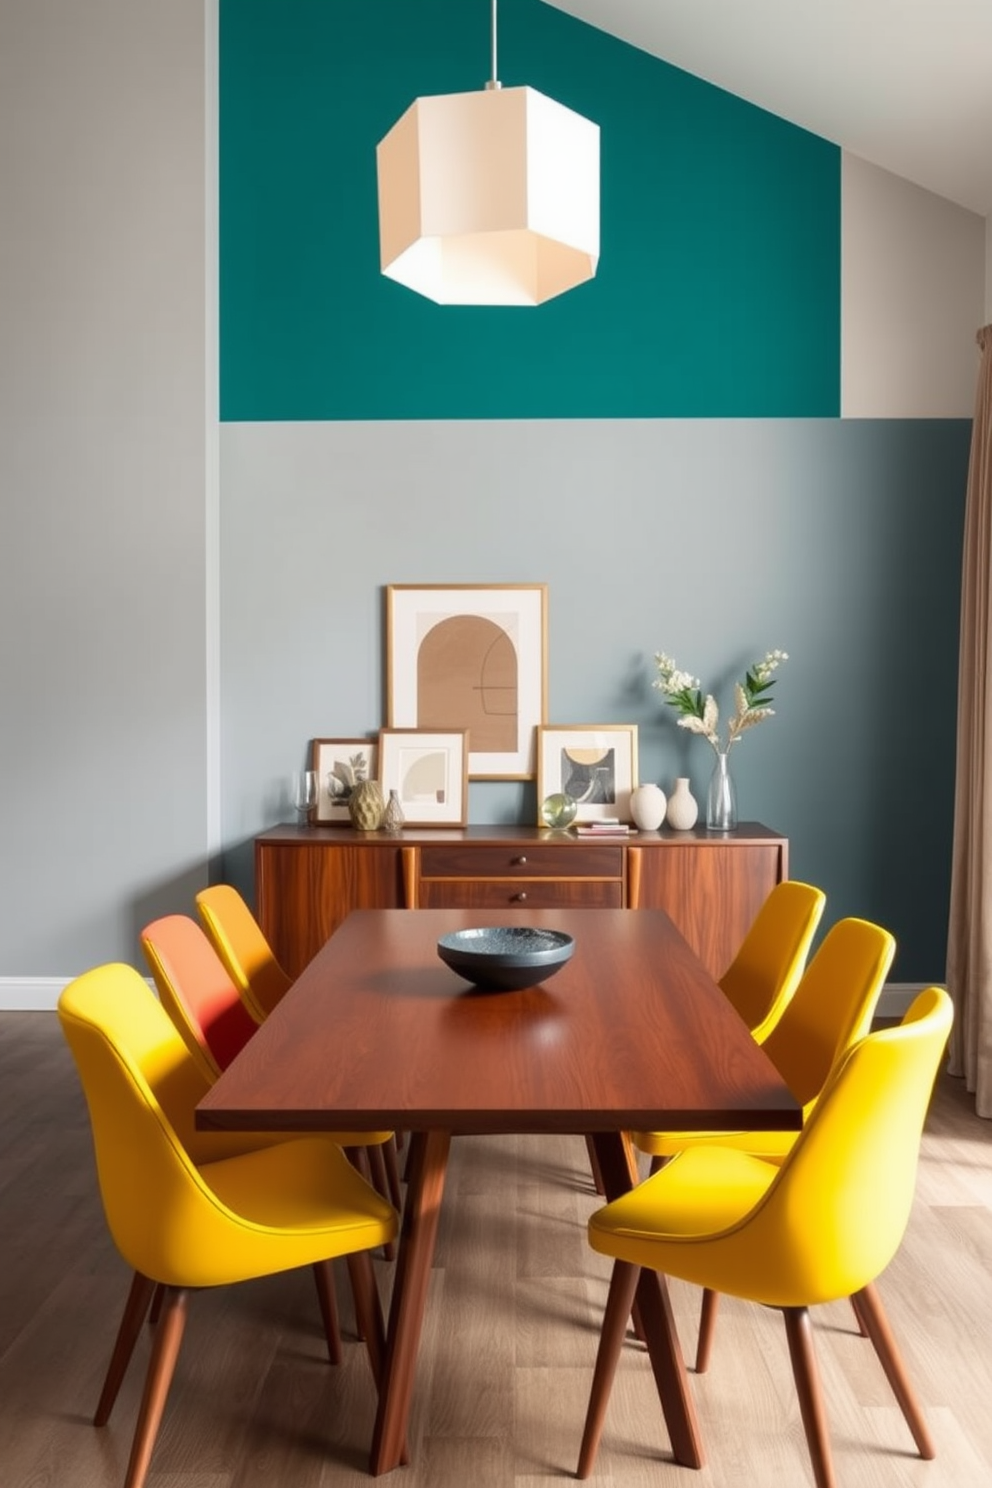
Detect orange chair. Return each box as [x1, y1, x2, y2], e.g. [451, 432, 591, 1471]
[195, 883, 292, 1022]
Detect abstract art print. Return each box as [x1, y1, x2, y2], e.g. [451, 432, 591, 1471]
[311, 738, 378, 824]
[536, 725, 639, 824]
[378, 729, 469, 826]
[386, 584, 548, 779]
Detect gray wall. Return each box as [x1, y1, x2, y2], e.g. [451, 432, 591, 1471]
[0, 0, 210, 976]
[220, 417, 969, 983]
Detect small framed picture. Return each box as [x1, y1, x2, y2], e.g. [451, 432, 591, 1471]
[536, 725, 639, 824]
[378, 729, 470, 827]
[311, 738, 378, 824]
[386, 583, 548, 780]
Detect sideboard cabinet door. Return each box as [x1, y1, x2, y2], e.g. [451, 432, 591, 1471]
[256, 841, 404, 976]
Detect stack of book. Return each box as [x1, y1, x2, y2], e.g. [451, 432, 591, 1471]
[575, 818, 637, 837]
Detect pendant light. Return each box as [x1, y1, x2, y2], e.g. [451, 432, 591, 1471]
[376, 0, 599, 306]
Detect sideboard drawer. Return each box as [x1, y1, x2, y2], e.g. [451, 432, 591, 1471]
[418, 843, 623, 879]
[417, 878, 624, 909]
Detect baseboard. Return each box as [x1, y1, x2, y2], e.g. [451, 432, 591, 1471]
[0, 977, 937, 1016]
[0, 976, 155, 1011]
[876, 982, 936, 1018]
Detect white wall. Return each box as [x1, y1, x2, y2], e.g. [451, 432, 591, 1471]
[0, 0, 210, 990]
[842, 153, 986, 416]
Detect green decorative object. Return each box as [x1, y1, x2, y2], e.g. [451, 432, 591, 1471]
[348, 778, 385, 831]
[541, 792, 578, 829]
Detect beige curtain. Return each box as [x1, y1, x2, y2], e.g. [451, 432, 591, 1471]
[947, 325, 992, 1115]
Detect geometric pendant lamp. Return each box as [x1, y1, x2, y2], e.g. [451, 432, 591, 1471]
[376, 3, 599, 306]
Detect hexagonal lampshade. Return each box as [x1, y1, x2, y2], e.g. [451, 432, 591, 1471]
[376, 85, 600, 306]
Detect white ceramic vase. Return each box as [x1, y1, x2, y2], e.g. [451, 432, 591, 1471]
[666, 777, 699, 831]
[629, 783, 667, 831]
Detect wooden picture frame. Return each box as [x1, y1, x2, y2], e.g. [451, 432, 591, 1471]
[536, 724, 639, 824]
[378, 728, 470, 827]
[386, 583, 548, 779]
[311, 737, 378, 824]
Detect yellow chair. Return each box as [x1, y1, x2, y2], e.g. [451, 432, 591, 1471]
[716, 879, 826, 1044]
[195, 882, 292, 1022]
[58, 962, 398, 1488]
[631, 915, 895, 1369]
[578, 986, 952, 1488]
[631, 916, 894, 1166]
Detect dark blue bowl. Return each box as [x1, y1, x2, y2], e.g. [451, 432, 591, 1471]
[437, 926, 575, 990]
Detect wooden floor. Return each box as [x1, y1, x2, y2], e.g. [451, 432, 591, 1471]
[2, 1011, 991, 1488]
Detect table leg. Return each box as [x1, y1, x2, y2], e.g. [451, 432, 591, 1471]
[369, 1128, 452, 1475]
[590, 1131, 706, 1470]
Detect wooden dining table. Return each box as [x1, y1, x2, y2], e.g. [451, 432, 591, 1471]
[196, 905, 801, 1476]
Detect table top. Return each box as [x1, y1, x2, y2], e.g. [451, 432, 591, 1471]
[197, 908, 801, 1137]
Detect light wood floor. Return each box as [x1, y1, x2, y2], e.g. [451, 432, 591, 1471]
[2, 1011, 991, 1488]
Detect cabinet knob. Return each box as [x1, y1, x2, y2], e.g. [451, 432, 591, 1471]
[514, 855, 528, 866]
[513, 891, 528, 902]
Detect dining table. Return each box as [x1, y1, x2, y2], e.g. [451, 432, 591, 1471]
[196, 905, 802, 1476]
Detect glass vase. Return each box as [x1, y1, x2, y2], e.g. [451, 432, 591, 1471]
[706, 751, 738, 832]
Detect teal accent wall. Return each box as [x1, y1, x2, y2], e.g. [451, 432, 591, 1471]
[220, 0, 841, 420]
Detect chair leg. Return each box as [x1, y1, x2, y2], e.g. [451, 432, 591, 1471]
[695, 1287, 720, 1373]
[383, 1134, 404, 1210]
[94, 1271, 158, 1426]
[367, 1145, 397, 1261]
[585, 1134, 605, 1195]
[852, 1283, 936, 1459]
[782, 1306, 837, 1488]
[346, 1249, 386, 1388]
[577, 1259, 641, 1479]
[311, 1261, 343, 1365]
[123, 1286, 189, 1488]
[148, 1283, 164, 1327]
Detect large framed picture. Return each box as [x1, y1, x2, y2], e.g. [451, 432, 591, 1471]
[536, 725, 639, 824]
[386, 583, 548, 779]
[378, 728, 469, 827]
[311, 737, 378, 824]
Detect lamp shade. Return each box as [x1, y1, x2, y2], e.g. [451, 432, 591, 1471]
[376, 85, 599, 306]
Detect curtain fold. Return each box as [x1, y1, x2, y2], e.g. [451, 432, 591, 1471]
[946, 325, 992, 1115]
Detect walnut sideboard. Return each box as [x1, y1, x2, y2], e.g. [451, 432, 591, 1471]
[254, 823, 788, 981]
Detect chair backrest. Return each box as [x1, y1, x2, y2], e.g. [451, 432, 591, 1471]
[195, 883, 292, 1021]
[140, 914, 259, 1080]
[760, 916, 896, 1115]
[719, 880, 826, 1040]
[57, 962, 260, 1284]
[729, 986, 952, 1306]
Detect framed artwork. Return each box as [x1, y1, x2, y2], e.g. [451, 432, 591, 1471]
[378, 728, 469, 827]
[386, 583, 548, 779]
[311, 738, 378, 824]
[536, 725, 639, 824]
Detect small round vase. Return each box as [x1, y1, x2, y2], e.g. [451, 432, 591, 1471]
[348, 778, 385, 831]
[541, 792, 578, 829]
[666, 777, 698, 831]
[629, 783, 667, 831]
[706, 752, 738, 832]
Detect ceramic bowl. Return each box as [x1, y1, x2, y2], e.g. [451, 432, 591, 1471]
[437, 926, 575, 990]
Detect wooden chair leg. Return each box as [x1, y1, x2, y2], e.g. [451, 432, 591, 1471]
[383, 1134, 404, 1210]
[695, 1287, 720, 1373]
[852, 1283, 936, 1458]
[577, 1260, 641, 1479]
[311, 1261, 343, 1365]
[346, 1249, 386, 1388]
[123, 1286, 189, 1488]
[94, 1271, 158, 1426]
[782, 1306, 837, 1488]
[148, 1283, 164, 1326]
[585, 1134, 605, 1195]
[367, 1145, 397, 1261]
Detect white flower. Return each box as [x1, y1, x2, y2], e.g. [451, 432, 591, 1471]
[654, 648, 789, 754]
